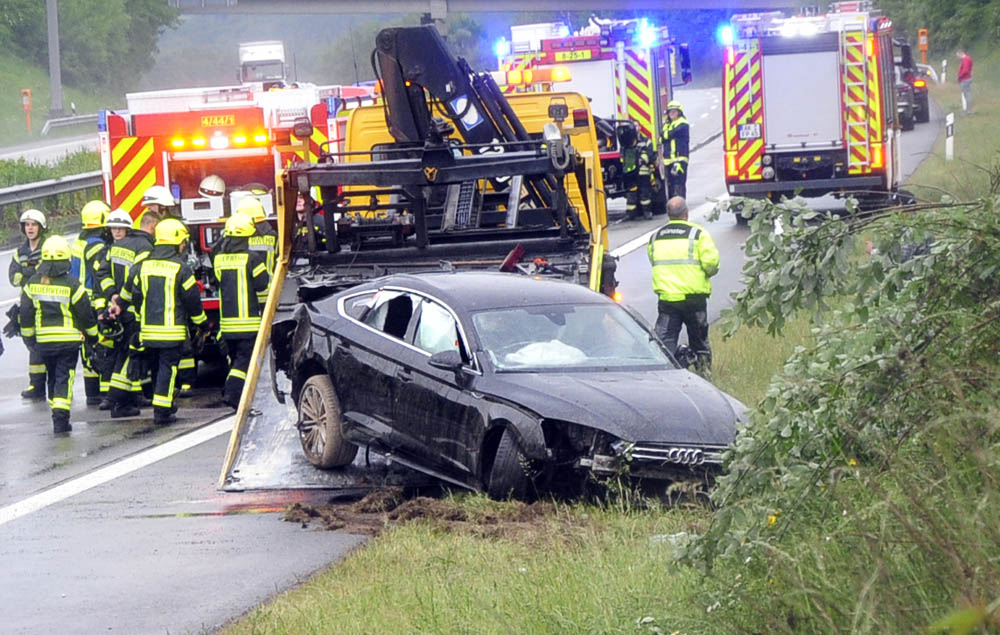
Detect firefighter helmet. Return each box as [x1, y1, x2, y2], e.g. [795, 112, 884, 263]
[19, 208, 47, 229]
[198, 174, 226, 199]
[235, 195, 267, 222]
[106, 209, 133, 229]
[154, 218, 190, 246]
[41, 235, 72, 261]
[142, 185, 177, 208]
[224, 212, 257, 238]
[81, 200, 110, 228]
[666, 100, 683, 113]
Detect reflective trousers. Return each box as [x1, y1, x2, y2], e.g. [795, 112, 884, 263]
[148, 346, 182, 416]
[223, 337, 254, 407]
[109, 322, 144, 406]
[667, 163, 687, 199]
[28, 349, 46, 393]
[654, 296, 711, 366]
[43, 349, 78, 417]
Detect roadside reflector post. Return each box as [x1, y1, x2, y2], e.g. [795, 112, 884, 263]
[941, 59, 947, 84]
[945, 112, 955, 161]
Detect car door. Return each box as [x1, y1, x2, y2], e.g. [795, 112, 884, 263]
[392, 296, 483, 480]
[331, 288, 422, 451]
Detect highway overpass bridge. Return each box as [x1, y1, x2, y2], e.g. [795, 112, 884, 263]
[169, 0, 796, 17]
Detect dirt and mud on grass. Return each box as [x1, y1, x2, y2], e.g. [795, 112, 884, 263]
[283, 487, 573, 541]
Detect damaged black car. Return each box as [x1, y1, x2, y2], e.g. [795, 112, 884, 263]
[271, 272, 744, 499]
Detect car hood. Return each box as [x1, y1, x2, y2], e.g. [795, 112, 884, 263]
[479, 369, 742, 447]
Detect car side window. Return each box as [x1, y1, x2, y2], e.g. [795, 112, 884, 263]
[362, 291, 419, 340]
[414, 300, 466, 360]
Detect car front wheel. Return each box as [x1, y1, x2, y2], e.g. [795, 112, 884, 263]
[486, 428, 533, 501]
[297, 374, 358, 469]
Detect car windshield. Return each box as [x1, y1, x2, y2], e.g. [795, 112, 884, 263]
[472, 303, 673, 371]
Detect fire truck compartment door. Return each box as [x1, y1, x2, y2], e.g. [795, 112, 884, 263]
[762, 50, 843, 149]
[546, 59, 617, 120]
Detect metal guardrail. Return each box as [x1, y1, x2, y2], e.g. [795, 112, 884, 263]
[0, 171, 103, 207]
[40, 113, 99, 137]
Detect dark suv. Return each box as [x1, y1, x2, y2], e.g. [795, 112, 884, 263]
[894, 66, 915, 131]
[894, 38, 929, 123]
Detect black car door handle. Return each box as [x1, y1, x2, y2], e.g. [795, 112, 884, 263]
[395, 369, 413, 383]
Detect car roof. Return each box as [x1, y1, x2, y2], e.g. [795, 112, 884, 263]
[363, 271, 611, 312]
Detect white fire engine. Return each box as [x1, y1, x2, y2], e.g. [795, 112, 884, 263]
[497, 18, 691, 198]
[720, 1, 901, 220]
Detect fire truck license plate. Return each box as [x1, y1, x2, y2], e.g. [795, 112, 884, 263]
[739, 123, 761, 140]
[555, 50, 592, 62]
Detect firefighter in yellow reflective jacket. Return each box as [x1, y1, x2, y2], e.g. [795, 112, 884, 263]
[619, 124, 660, 221]
[19, 236, 99, 433]
[96, 209, 155, 417]
[9, 209, 48, 400]
[119, 219, 207, 425]
[71, 200, 112, 404]
[647, 197, 719, 371]
[213, 213, 270, 408]
[661, 100, 690, 199]
[237, 196, 277, 298]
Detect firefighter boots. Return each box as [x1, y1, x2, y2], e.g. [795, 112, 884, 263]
[21, 384, 46, 401]
[52, 411, 72, 434]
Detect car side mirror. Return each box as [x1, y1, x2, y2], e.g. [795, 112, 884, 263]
[428, 349, 463, 371]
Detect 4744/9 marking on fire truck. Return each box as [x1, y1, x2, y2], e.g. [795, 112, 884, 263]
[738, 123, 762, 140]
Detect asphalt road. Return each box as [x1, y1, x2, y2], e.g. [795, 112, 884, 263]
[0, 134, 97, 165]
[0, 86, 942, 634]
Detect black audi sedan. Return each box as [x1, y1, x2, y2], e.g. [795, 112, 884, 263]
[271, 272, 744, 499]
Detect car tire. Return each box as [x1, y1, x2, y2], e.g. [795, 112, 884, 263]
[915, 95, 930, 123]
[486, 428, 532, 501]
[901, 113, 915, 131]
[297, 374, 357, 469]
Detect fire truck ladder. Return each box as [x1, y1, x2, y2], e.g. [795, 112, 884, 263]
[840, 21, 871, 171]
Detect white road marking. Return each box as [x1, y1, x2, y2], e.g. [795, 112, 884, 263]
[0, 297, 18, 308]
[0, 417, 234, 527]
[700, 112, 709, 118]
[710, 104, 718, 110]
[610, 201, 716, 258]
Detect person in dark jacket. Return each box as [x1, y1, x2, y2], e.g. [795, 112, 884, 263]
[70, 200, 111, 405]
[20, 236, 99, 433]
[118, 218, 207, 425]
[98, 209, 156, 417]
[9, 208, 48, 400]
[661, 100, 690, 199]
[213, 212, 270, 408]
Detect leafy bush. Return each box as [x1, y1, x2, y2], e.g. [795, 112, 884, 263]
[679, 195, 1000, 632]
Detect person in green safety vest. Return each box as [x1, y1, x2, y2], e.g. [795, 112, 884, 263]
[647, 196, 719, 372]
[661, 100, 690, 199]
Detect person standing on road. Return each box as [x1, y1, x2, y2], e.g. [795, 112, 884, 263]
[212, 213, 270, 409]
[98, 209, 156, 417]
[648, 196, 719, 372]
[19, 236, 99, 434]
[956, 49, 974, 115]
[237, 195, 277, 304]
[662, 100, 690, 199]
[9, 209, 48, 400]
[70, 200, 111, 405]
[619, 125, 659, 221]
[118, 219, 207, 426]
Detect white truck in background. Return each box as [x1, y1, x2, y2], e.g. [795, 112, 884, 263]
[239, 40, 287, 89]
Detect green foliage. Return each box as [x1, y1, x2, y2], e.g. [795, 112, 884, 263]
[680, 194, 1000, 631]
[0, 0, 178, 90]
[0, 149, 102, 246]
[876, 0, 1000, 52]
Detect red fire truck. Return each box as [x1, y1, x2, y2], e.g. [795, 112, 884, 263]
[720, 1, 901, 221]
[97, 81, 375, 344]
[498, 18, 691, 199]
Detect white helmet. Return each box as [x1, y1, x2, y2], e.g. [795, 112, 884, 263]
[198, 174, 226, 199]
[19, 208, 47, 229]
[106, 209, 133, 229]
[142, 185, 177, 208]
